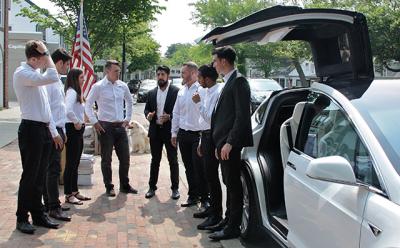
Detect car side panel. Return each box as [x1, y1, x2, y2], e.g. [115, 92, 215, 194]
[360, 193, 400, 248]
[284, 151, 368, 248]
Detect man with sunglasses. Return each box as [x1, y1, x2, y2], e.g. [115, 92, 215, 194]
[13, 40, 60, 234]
[144, 65, 180, 199]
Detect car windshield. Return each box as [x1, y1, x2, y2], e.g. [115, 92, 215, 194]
[249, 79, 282, 92]
[352, 80, 400, 175]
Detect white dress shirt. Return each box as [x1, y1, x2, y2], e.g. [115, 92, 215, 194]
[13, 62, 59, 124]
[171, 81, 206, 137]
[46, 77, 66, 137]
[85, 77, 133, 124]
[197, 83, 225, 129]
[65, 88, 85, 124]
[156, 83, 169, 125]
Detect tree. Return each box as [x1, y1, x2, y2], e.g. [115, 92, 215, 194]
[15, 0, 163, 59]
[192, 0, 310, 82]
[162, 43, 213, 67]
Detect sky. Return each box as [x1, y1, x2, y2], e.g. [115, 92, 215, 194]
[30, 0, 207, 57]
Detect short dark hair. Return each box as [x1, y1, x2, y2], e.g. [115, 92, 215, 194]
[198, 64, 218, 82]
[156, 65, 170, 75]
[182, 61, 198, 71]
[105, 60, 120, 69]
[25, 40, 46, 59]
[51, 48, 72, 64]
[212, 46, 236, 65]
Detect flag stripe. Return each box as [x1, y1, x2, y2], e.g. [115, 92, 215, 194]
[70, 4, 96, 98]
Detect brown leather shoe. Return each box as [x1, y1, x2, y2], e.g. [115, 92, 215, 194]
[49, 208, 71, 222]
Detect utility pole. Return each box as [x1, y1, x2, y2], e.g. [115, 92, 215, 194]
[3, 0, 9, 108]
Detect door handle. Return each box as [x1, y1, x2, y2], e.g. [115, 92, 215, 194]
[368, 222, 382, 237]
[287, 161, 296, 170]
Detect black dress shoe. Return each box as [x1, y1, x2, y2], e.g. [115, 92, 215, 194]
[209, 229, 240, 241]
[171, 189, 180, 200]
[145, 189, 155, 199]
[120, 185, 138, 194]
[16, 221, 36, 234]
[33, 215, 59, 229]
[193, 208, 211, 219]
[204, 218, 228, 232]
[49, 208, 72, 222]
[106, 188, 116, 197]
[61, 206, 70, 211]
[181, 197, 199, 207]
[197, 216, 222, 230]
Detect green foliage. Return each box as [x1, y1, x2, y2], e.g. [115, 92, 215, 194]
[162, 43, 213, 67]
[14, 0, 163, 60]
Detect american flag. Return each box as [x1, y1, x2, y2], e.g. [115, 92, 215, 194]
[70, 1, 96, 98]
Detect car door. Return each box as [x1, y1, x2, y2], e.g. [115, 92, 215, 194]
[283, 92, 383, 248]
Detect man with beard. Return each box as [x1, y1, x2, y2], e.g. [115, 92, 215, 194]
[144, 65, 180, 199]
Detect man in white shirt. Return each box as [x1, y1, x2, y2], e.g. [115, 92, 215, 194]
[192, 64, 224, 230]
[14, 40, 60, 234]
[171, 62, 209, 207]
[41, 48, 72, 222]
[85, 60, 136, 197]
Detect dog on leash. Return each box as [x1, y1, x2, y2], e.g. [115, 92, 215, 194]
[128, 121, 150, 154]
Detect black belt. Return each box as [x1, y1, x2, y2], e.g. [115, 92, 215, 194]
[202, 129, 212, 135]
[99, 121, 123, 127]
[21, 119, 49, 127]
[179, 128, 200, 135]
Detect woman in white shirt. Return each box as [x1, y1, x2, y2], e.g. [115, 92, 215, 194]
[64, 68, 91, 204]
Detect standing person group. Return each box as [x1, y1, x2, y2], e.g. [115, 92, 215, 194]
[143, 46, 252, 241]
[13, 40, 252, 242]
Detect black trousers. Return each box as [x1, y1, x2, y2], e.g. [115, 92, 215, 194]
[64, 123, 85, 195]
[177, 129, 208, 200]
[219, 147, 243, 232]
[98, 121, 130, 190]
[43, 127, 65, 210]
[200, 131, 222, 217]
[149, 126, 179, 191]
[16, 119, 51, 222]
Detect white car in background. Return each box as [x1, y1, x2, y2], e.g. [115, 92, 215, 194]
[202, 5, 400, 248]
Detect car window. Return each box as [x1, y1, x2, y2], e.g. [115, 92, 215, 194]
[296, 93, 381, 188]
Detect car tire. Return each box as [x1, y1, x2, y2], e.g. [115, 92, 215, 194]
[240, 166, 262, 240]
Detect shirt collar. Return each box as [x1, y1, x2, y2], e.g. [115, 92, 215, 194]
[105, 77, 122, 86]
[186, 81, 199, 90]
[21, 62, 37, 71]
[223, 69, 236, 83]
[207, 83, 219, 94]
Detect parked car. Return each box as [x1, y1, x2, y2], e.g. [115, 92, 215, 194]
[202, 5, 400, 248]
[249, 78, 282, 113]
[137, 79, 157, 103]
[170, 78, 184, 88]
[127, 79, 141, 95]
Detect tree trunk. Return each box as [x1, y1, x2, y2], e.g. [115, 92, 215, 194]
[292, 59, 307, 87]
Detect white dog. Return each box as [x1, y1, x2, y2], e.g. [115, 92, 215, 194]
[128, 120, 150, 154]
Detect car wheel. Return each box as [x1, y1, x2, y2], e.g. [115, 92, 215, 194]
[240, 168, 261, 239]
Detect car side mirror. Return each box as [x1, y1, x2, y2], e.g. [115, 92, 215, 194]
[306, 156, 357, 185]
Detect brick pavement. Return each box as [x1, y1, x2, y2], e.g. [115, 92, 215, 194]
[0, 139, 224, 248]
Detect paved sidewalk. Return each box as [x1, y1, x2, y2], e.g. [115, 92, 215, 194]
[0, 103, 249, 248]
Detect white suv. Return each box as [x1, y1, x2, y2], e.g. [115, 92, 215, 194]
[202, 5, 400, 248]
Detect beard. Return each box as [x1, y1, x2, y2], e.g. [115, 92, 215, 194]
[158, 79, 168, 87]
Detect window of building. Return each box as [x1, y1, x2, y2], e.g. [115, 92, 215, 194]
[36, 24, 46, 41]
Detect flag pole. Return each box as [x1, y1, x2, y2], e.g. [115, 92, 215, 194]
[79, 0, 84, 69]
